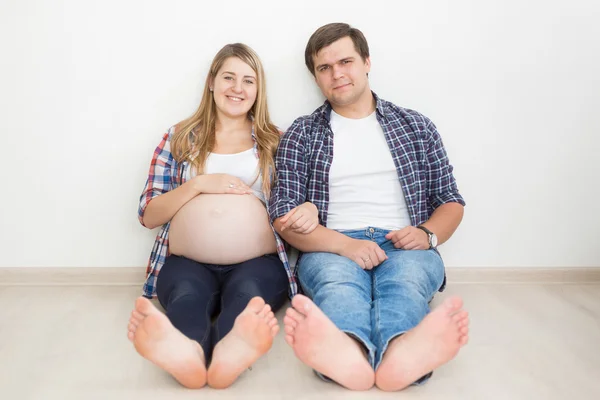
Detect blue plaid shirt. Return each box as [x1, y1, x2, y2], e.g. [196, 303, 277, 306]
[269, 92, 465, 228]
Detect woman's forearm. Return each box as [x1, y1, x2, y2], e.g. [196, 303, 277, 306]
[142, 177, 203, 229]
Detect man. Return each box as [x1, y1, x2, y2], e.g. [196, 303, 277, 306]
[268, 23, 469, 391]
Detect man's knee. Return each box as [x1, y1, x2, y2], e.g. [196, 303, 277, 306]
[376, 250, 444, 295]
[299, 253, 368, 297]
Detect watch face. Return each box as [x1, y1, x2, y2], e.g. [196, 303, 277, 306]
[431, 234, 438, 248]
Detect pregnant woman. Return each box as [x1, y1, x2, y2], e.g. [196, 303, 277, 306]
[127, 43, 317, 389]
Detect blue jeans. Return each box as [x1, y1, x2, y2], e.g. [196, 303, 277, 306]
[298, 227, 445, 383]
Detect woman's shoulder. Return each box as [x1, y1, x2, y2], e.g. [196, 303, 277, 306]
[167, 123, 181, 139]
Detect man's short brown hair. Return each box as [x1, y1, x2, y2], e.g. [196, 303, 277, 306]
[305, 23, 370, 76]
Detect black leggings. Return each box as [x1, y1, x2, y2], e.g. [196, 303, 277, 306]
[155, 254, 289, 360]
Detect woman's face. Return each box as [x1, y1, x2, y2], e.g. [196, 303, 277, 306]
[211, 57, 258, 119]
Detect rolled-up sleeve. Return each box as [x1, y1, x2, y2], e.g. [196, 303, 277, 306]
[268, 119, 309, 222]
[138, 132, 175, 227]
[425, 120, 466, 209]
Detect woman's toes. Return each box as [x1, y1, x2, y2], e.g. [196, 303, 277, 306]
[259, 305, 271, 318]
[270, 324, 280, 336]
[131, 310, 144, 321]
[247, 297, 266, 312]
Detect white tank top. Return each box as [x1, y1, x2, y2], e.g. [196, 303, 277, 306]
[189, 148, 265, 203]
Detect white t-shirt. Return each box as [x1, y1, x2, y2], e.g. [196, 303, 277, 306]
[327, 110, 411, 230]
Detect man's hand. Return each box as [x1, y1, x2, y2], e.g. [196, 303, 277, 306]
[385, 227, 430, 250]
[279, 202, 319, 234]
[339, 238, 388, 270]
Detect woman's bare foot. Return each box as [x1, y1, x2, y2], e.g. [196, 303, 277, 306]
[127, 297, 207, 389]
[283, 294, 374, 391]
[207, 297, 279, 389]
[375, 296, 469, 391]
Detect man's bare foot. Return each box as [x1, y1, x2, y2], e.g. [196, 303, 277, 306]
[127, 297, 207, 389]
[375, 296, 469, 391]
[207, 297, 279, 389]
[283, 294, 375, 391]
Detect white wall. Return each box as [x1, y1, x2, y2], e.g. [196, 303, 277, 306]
[1, 0, 598, 268]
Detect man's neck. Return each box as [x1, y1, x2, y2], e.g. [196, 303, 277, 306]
[331, 89, 375, 119]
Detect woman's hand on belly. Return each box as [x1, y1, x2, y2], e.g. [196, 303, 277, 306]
[196, 174, 253, 195]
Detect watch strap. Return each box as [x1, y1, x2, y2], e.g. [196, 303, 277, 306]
[416, 225, 434, 249]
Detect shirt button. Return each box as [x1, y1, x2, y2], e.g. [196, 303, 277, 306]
[369, 228, 375, 233]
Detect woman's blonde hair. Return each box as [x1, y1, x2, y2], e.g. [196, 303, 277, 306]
[170, 43, 280, 196]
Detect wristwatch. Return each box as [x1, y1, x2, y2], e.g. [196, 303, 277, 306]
[417, 225, 438, 249]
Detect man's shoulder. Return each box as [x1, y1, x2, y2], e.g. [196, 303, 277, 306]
[379, 98, 433, 127]
[286, 103, 329, 135]
[377, 98, 438, 141]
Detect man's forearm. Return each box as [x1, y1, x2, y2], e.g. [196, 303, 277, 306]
[274, 218, 350, 254]
[420, 202, 464, 246]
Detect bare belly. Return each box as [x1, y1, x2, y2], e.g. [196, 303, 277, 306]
[168, 194, 277, 265]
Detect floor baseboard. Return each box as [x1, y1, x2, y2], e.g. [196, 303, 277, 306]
[0, 266, 599, 286]
[445, 267, 600, 284]
[0, 267, 144, 286]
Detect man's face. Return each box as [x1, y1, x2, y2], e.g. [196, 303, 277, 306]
[312, 36, 371, 108]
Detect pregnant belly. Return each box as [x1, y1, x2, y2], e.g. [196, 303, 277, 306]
[168, 194, 277, 265]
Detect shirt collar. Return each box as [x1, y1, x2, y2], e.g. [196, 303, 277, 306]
[319, 91, 385, 122]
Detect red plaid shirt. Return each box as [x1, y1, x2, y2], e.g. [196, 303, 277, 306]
[138, 126, 297, 298]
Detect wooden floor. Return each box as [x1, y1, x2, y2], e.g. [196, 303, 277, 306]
[1, 284, 599, 400]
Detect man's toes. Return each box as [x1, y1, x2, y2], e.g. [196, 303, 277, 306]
[283, 315, 298, 328]
[268, 318, 278, 328]
[452, 311, 468, 323]
[127, 331, 135, 341]
[247, 297, 266, 312]
[266, 311, 275, 320]
[460, 326, 469, 335]
[285, 334, 294, 346]
[459, 335, 469, 346]
[128, 323, 137, 332]
[291, 294, 313, 314]
[284, 324, 295, 335]
[285, 307, 305, 323]
[443, 296, 463, 312]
